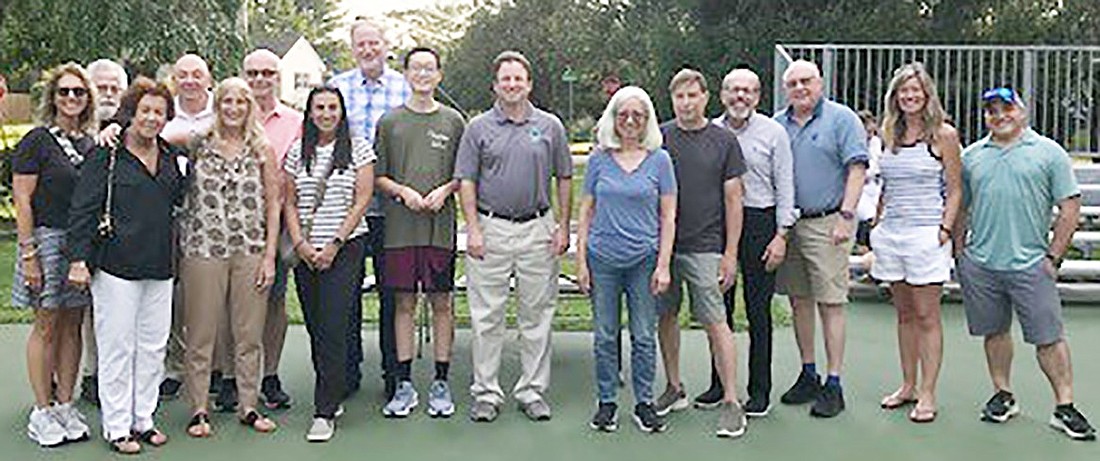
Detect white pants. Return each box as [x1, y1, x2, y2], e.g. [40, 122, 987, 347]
[466, 213, 558, 406]
[91, 271, 173, 441]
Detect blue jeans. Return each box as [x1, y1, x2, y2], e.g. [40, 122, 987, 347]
[589, 252, 658, 404]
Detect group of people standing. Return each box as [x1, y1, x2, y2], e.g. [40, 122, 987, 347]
[8, 17, 1096, 454]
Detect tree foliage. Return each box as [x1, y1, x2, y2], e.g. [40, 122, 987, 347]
[247, 0, 351, 71]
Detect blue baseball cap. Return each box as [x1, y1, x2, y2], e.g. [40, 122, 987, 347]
[982, 87, 1025, 107]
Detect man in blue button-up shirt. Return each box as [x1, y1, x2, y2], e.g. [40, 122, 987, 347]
[773, 60, 868, 419]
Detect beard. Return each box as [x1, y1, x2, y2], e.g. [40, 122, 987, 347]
[727, 105, 752, 120]
[96, 105, 118, 123]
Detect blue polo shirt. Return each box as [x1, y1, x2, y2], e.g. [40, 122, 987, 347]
[775, 99, 868, 215]
[961, 129, 1080, 271]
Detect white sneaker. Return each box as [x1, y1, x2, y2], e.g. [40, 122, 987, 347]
[27, 406, 66, 447]
[306, 417, 334, 442]
[51, 402, 90, 442]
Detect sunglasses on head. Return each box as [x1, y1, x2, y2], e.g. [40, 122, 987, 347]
[57, 87, 88, 98]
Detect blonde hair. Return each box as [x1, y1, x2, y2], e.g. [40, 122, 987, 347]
[668, 68, 707, 94]
[35, 62, 98, 134]
[881, 62, 946, 152]
[207, 77, 270, 160]
[595, 86, 663, 151]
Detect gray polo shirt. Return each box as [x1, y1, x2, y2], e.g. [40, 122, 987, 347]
[714, 112, 796, 228]
[453, 102, 572, 217]
[774, 99, 869, 215]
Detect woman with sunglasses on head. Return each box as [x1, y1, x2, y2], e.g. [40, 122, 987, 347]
[284, 85, 375, 443]
[68, 76, 188, 454]
[12, 63, 97, 448]
[872, 62, 962, 423]
[177, 78, 280, 438]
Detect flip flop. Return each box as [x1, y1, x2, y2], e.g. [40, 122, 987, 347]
[134, 428, 168, 447]
[880, 391, 918, 409]
[909, 406, 937, 423]
[108, 435, 141, 455]
[187, 413, 212, 438]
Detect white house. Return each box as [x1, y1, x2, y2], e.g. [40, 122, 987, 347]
[280, 36, 327, 109]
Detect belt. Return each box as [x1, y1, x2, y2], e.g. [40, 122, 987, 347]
[478, 207, 549, 223]
[799, 206, 840, 220]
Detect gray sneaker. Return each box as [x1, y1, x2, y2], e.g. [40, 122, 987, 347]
[27, 406, 66, 447]
[305, 417, 334, 442]
[469, 400, 499, 422]
[716, 401, 747, 438]
[655, 386, 689, 417]
[520, 398, 552, 422]
[427, 380, 455, 418]
[382, 381, 419, 418]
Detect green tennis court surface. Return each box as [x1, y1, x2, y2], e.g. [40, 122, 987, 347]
[0, 302, 1098, 459]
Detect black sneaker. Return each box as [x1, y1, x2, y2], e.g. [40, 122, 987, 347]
[980, 390, 1019, 423]
[810, 383, 845, 418]
[589, 402, 618, 432]
[261, 375, 292, 410]
[214, 378, 238, 413]
[80, 375, 99, 407]
[633, 403, 668, 433]
[1050, 404, 1096, 441]
[209, 371, 222, 396]
[744, 396, 771, 418]
[693, 385, 723, 410]
[780, 371, 821, 405]
[159, 378, 182, 400]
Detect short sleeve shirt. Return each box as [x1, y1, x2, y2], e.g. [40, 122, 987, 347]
[660, 122, 747, 253]
[263, 103, 304, 167]
[583, 148, 677, 267]
[11, 126, 94, 229]
[375, 104, 466, 250]
[453, 102, 573, 217]
[161, 94, 215, 142]
[961, 129, 1080, 271]
[284, 139, 376, 249]
[775, 99, 869, 215]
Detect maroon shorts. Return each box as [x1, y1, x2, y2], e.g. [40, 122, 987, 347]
[383, 246, 456, 292]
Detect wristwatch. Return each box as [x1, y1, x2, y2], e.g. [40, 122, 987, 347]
[331, 236, 345, 248]
[1045, 252, 1063, 269]
[839, 209, 855, 221]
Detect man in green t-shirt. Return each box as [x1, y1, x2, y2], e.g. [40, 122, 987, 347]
[956, 87, 1094, 441]
[374, 47, 466, 419]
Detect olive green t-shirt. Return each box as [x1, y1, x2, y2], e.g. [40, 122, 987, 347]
[375, 104, 466, 250]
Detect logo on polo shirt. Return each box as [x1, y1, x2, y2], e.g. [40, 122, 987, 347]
[427, 129, 450, 150]
[528, 126, 543, 143]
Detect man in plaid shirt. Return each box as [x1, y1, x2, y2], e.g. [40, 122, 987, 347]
[329, 17, 411, 402]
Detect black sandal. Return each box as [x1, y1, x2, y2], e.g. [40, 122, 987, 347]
[108, 435, 141, 454]
[134, 428, 168, 446]
[239, 409, 277, 433]
[187, 413, 211, 438]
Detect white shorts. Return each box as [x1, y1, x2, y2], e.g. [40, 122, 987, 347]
[870, 224, 952, 285]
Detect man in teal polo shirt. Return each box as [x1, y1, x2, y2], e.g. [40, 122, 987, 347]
[956, 87, 1094, 441]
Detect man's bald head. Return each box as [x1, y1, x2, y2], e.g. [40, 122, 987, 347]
[243, 49, 281, 100]
[782, 60, 821, 82]
[244, 49, 281, 68]
[783, 60, 824, 113]
[174, 54, 211, 100]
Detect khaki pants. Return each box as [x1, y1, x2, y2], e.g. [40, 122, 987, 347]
[181, 254, 268, 413]
[466, 213, 558, 406]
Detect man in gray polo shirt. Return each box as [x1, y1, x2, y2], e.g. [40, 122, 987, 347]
[694, 68, 795, 417]
[454, 50, 572, 423]
[774, 60, 868, 418]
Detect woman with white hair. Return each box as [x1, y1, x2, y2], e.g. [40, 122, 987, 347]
[576, 86, 677, 433]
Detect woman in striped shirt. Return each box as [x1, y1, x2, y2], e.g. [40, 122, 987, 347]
[871, 62, 963, 423]
[283, 85, 375, 442]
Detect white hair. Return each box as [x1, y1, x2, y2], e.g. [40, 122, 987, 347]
[87, 59, 128, 89]
[595, 86, 663, 151]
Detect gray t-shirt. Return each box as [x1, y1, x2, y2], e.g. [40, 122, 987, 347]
[453, 102, 573, 216]
[660, 121, 747, 253]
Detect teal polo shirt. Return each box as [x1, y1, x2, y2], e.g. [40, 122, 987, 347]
[961, 129, 1080, 271]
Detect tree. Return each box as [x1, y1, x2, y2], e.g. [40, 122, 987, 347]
[247, 0, 351, 70]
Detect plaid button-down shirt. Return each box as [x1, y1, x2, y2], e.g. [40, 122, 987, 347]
[329, 66, 411, 146]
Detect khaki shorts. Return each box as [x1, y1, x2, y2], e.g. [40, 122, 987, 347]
[658, 252, 726, 326]
[777, 213, 853, 304]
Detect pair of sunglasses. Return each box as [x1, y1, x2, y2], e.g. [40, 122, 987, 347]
[244, 69, 279, 78]
[58, 87, 88, 98]
[982, 87, 1020, 104]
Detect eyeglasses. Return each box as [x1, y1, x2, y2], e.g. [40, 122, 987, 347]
[407, 66, 438, 76]
[784, 76, 815, 89]
[724, 86, 759, 95]
[244, 69, 279, 78]
[616, 110, 647, 123]
[57, 87, 88, 98]
[96, 84, 122, 95]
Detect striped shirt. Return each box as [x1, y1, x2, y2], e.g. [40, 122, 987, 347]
[879, 142, 945, 228]
[329, 67, 411, 216]
[284, 138, 376, 249]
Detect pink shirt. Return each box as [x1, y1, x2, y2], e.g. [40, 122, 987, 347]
[263, 103, 303, 167]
